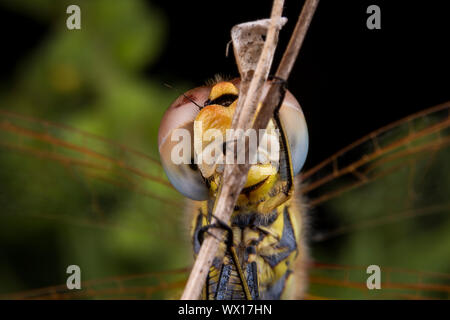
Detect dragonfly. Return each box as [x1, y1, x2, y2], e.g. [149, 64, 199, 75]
[158, 76, 309, 299]
[0, 96, 449, 300]
[0, 0, 449, 300]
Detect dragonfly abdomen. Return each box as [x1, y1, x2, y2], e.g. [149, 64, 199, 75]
[205, 254, 251, 300]
[191, 198, 308, 300]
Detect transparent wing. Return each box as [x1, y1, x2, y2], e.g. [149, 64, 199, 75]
[0, 268, 190, 300]
[301, 102, 450, 299]
[307, 263, 450, 300]
[7, 263, 447, 300]
[0, 109, 191, 298]
[2, 103, 449, 300]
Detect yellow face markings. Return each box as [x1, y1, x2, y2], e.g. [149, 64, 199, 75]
[208, 81, 239, 101]
[244, 164, 277, 188]
[195, 103, 234, 136]
[194, 82, 238, 148]
[195, 81, 286, 211]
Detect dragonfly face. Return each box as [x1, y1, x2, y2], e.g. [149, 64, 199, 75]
[158, 78, 310, 299]
[158, 78, 309, 202]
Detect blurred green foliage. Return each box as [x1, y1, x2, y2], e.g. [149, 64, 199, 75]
[310, 115, 450, 299]
[2, 0, 168, 150]
[0, 0, 190, 298]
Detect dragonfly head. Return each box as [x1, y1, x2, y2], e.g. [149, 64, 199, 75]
[158, 78, 309, 202]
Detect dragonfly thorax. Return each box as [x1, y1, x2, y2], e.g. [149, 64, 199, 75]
[191, 198, 305, 299]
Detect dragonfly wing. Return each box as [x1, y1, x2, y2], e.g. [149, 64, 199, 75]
[0, 268, 190, 300]
[300, 102, 450, 299]
[0, 110, 190, 298]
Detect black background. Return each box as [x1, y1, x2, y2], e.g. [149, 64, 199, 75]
[149, 0, 450, 171]
[0, 300, 442, 318]
[0, 0, 449, 171]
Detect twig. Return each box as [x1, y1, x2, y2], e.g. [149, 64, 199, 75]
[254, 0, 320, 132]
[180, 0, 319, 300]
[180, 0, 285, 299]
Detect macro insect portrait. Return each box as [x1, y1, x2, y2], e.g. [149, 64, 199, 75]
[0, 0, 449, 304]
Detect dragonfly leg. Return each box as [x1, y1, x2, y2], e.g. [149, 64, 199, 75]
[196, 215, 233, 247]
[196, 216, 254, 300]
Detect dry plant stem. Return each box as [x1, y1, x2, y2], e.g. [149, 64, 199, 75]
[180, 0, 285, 300]
[180, 0, 319, 300]
[276, 0, 320, 80]
[230, 17, 287, 129]
[254, 0, 320, 132]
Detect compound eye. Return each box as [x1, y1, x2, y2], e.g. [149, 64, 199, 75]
[278, 90, 309, 175]
[158, 86, 211, 200]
